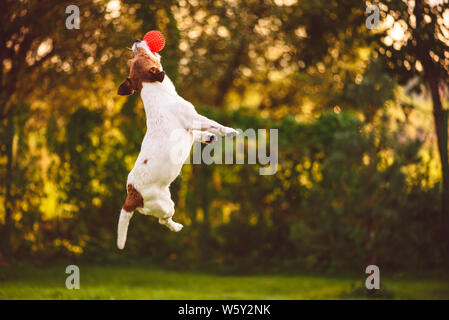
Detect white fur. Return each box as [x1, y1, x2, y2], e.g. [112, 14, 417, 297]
[117, 44, 238, 249]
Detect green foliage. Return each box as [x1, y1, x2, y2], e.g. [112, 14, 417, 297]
[19, 105, 440, 273]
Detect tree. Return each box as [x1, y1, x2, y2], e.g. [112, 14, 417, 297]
[0, 0, 121, 257]
[371, 0, 449, 261]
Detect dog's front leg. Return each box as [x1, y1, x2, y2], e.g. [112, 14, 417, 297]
[191, 114, 238, 137]
[176, 100, 238, 137]
[193, 130, 216, 144]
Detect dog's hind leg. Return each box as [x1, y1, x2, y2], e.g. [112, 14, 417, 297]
[117, 184, 144, 249]
[155, 191, 183, 232]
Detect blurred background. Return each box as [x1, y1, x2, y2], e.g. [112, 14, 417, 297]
[1, 0, 449, 299]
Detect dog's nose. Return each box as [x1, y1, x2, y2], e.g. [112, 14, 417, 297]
[134, 39, 141, 43]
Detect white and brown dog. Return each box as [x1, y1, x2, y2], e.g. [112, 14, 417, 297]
[116, 39, 238, 249]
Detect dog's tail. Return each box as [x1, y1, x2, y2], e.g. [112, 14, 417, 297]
[117, 184, 143, 249]
[117, 209, 134, 249]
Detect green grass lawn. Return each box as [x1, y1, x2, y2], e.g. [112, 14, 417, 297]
[0, 265, 448, 299]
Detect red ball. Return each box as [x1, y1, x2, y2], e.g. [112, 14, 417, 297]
[143, 30, 165, 53]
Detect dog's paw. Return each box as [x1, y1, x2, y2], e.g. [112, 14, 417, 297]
[222, 127, 239, 137]
[170, 221, 183, 232]
[205, 133, 216, 144]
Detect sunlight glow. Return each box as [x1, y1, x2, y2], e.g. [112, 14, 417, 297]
[390, 22, 405, 41]
[274, 0, 298, 6]
[106, 0, 121, 19]
[37, 39, 53, 57]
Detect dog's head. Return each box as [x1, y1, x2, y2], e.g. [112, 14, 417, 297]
[117, 40, 165, 96]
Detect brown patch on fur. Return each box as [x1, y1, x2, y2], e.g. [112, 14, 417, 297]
[143, 159, 148, 164]
[122, 184, 144, 212]
[117, 47, 165, 95]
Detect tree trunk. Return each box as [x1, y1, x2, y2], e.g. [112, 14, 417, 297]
[213, 14, 262, 107]
[213, 40, 247, 107]
[1, 111, 14, 258]
[428, 77, 449, 264]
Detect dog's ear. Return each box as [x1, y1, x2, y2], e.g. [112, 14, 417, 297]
[153, 70, 165, 83]
[147, 67, 165, 83]
[118, 78, 135, 96]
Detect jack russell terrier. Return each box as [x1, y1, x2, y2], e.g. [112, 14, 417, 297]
[116, 38, 238, 249]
